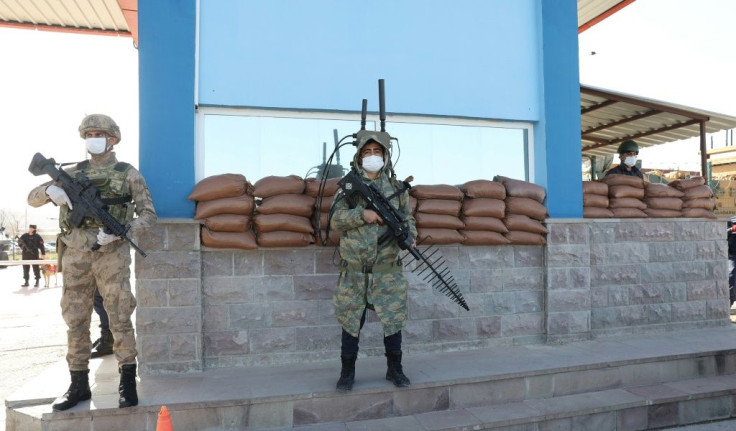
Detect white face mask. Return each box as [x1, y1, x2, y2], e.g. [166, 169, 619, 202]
[623, 156, 637, 167]
[361, 155, 384, 173]
[85, 137, 108, 155]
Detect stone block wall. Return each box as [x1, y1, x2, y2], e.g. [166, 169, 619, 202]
[134, 218, 729, 374]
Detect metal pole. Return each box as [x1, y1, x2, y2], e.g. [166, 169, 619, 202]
[700, 120, 708, 177]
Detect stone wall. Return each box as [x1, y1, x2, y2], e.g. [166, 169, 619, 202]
[134, 218, 729, 374]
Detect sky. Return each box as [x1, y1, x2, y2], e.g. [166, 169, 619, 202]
[1, 0, 735, 234]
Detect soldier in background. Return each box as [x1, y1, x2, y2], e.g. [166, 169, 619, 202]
[330, 133, 416, 392]
[605, 140, 644, 179]
[27, 114, 157, 410]
[18, 224, 45, 287]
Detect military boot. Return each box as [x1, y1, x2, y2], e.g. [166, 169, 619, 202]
[336, 354, 357, 392]
[21, 279, 29, 287]
[385, 351, 411, 387]
[91, 329, 114, 358]
[52, 370, 92, 411]
[118, 364, 138, 408]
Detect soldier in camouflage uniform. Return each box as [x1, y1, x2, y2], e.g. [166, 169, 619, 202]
[27, 114, 156, 411]
[330, 133, 416, 392]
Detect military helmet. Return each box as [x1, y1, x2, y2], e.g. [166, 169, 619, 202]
[78, 114, 121, 142]
[617, 140, 639, 154]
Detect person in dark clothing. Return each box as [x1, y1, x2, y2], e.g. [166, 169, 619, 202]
[605, 140, 644, 179]
[18, 224, 45, 287]
[727, 217, 736, 306]
[91, 288, 113, 357]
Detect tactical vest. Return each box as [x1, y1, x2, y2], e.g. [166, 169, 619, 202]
[60, 161, 135, 232]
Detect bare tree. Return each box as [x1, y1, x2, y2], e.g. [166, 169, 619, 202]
[0, 208, 23, 239]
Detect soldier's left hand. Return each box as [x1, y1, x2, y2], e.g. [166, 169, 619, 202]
[97, 228, 121, 246]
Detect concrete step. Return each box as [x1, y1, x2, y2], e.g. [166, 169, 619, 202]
[6, 326, 736, 430]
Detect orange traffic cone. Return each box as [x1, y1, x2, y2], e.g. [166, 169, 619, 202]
[156, 405, 173, 431]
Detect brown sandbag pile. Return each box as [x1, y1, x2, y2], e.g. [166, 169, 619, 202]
[305, 177, 342, 246]
[458, 180, 509, 245]
[601, 174, 647, 218]
[253, 175, 315, 247]
[411, 184, 465, 245]
[189, 173, 257, 250]
[670, 177, 716, 219]
[643, 183, 683, 218]
[494, 176, 547, 245]
[582, 181, 614, 218]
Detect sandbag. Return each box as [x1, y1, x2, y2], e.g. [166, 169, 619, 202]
[414, 213, 465, 230]
[460, 230, 510, 245]
[318, 195, 335, 213]
[256, 194, 316, 217]
[682, 185, 714, 200]
[188, 173, 252, 202]
[643, 208, 682, 218]
[304, 177, 340, 197]
[583, 207, 614, 218]
[256, 231, 315, 247]
[253, 175, 305, 198]
[203, 214, 251, 232]
[416, 228, 465, 245]
[460, 216, 509, 233]
[669, 176, 706, 191]
[582, 181, 608, 196]
[644, 197, 683, 211]
[316, 212, 331, 231]
[504, 230, 546, 245]
[583, 193, 609, 208]
[461, 198, 505, 218]
[608, 198, 647, 210]
[253, 214, 314, 234]
[494, 175, 546, 202]
[504, 197, 548, 220]
[681, 198, 716, 210]
[645, 183, 684, 198]
[601, 174, 645, 188]
[409, 197, 418, 214]
[460, 180, 506, 199]
[416, 199, 462, 216]
[315, 229, 341, 247]
[680, 208, 717, 219]
[195, 195, 255, 219]
[503, 214, 549, 234]
[609, 185, 645, 199]
[610, 207, 648, 218]
[410, 184, 464, 201]
[201, 228, 257, 250]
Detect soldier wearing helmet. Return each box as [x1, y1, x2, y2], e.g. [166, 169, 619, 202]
[330, 132, 416, 392]
[605, 140, 644, 179]
[27, 114, 157, 411]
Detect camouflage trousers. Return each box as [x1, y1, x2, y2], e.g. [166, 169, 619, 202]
[61, 244, 137, 371]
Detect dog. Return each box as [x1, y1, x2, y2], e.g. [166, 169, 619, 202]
[41, 264, 58, 288]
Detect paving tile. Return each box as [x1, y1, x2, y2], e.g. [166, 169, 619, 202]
[414, 408, 481, 431]
[346, 415, 425, 431]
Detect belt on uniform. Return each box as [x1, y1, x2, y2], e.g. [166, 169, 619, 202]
[339, 259, 402, 274]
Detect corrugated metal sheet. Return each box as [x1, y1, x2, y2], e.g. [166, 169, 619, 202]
[581, 85, 736, 157]
[578, 0, 627, 27]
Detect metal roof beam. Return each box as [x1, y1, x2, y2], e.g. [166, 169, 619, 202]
[582, 109, 662, 135]
[582, 118, 702, 151]
[580, 86, 710, 121]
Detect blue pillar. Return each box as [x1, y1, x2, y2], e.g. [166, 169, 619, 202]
[138, 0, 196, 218]
[535, 0, 582, 218]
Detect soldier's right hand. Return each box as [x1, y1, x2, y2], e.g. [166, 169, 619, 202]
[363, 209, 383, 224]
[46, 185, 73, 209]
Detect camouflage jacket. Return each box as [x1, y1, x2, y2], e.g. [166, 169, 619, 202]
[330, 168, 416, 337]
[27, 152, 157, 252]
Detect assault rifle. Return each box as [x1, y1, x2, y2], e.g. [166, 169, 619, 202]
[337, 171, 469, 310]
[28, 153, 147, 257]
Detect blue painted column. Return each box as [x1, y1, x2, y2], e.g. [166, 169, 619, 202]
[138, 0, 196, 218]
[536, 0, 582, 218]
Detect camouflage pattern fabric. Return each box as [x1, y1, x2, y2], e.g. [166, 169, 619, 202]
[28, 152, 156, 370]
[331, 169, 416, 337]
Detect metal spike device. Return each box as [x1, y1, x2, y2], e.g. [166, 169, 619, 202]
[401, 240, 468, 311]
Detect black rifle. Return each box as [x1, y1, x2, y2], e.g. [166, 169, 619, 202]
[337, 170, 469, 310]
[28, 153, 147, 257]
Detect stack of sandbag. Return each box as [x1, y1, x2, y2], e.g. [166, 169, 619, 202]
[305, 177, 341, 246]
[189, 173, 257, 250]
[458, 180, 510, 245]
[669, 176, 717, 219]
[253, 175, 315, 247]
[601, 174, 647, 218]
[583, 181, 614, 218]
[411, 184, 465, 245]
[643, 183, 684, 218]
[494, 176, 548, 245]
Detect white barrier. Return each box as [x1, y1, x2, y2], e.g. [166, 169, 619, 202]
[0, 260, 57, 266]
